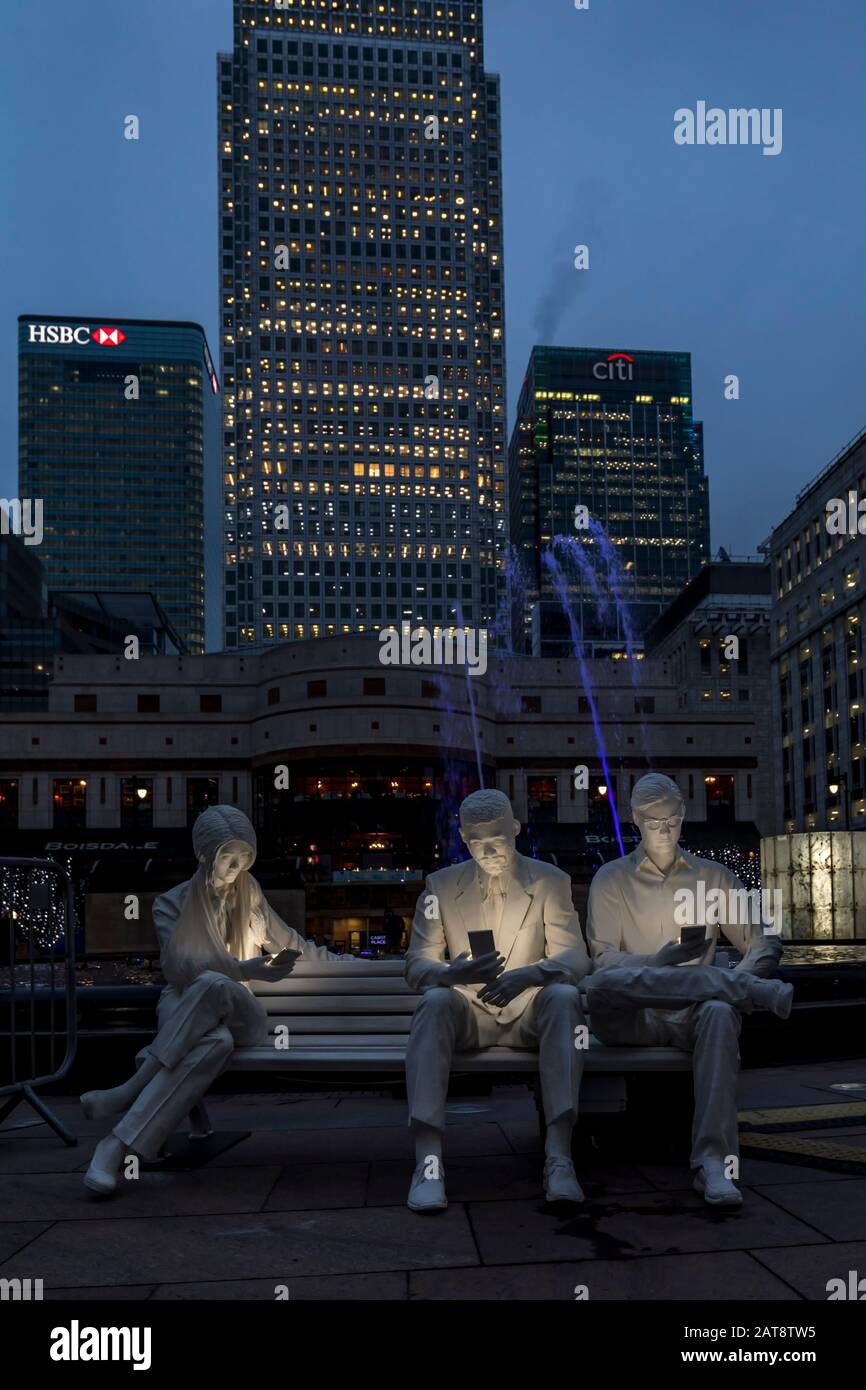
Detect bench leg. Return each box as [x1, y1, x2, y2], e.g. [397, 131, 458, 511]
[188, 1102, 214, 1140]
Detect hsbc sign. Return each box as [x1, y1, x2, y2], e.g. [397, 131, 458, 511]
[27, 323, 127, 347]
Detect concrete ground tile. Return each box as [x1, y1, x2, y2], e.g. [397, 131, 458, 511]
[367, 1154, 543, 1206]
[0, 1166, 282, 1222]
[751, 1240, 866, 1300]
[0, 1133, 97, 1173]
[753, 1178, 866, 1240]
[152, 1271, 407, 1299]
[0, 1221, 53, 1264]
[45, 1284, 158, 1300]
[0, 1205, 479, 1286]
[637, 1159, 862, 1190]
[497, 1121, 543, 1155]
[263, 1161, 369, 1210]
[257, 1121, 509, 1163]
[366, 1154, 653, 1207]
[410, 1250, 800, 1301]
[468, 1189, 828, 1266]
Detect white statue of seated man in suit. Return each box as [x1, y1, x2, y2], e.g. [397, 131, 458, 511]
[585, 773, 792, 1208]
[404, 788, 592, 1211]
[81, 804, 349, 1196]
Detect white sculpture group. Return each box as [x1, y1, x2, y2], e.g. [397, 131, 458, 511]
[82, 777, 792, 1210]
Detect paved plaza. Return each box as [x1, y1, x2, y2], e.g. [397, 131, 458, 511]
[1, 1058, 866, 1301]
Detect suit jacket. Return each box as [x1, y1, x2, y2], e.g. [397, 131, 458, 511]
[405, 854, 591, 1025]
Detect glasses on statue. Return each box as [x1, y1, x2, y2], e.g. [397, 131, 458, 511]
[641, 815, 684, 831]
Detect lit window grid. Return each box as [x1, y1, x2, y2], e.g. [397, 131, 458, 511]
[220, 4, 504, 647]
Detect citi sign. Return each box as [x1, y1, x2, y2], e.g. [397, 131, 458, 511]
[592, 352, 634, 381]
[27, 323, 126, 347]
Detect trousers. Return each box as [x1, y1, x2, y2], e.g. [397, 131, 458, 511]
[112, 970, 267, 1161]
[405, 981, 585, 1133]
[585, 963, 748, 1168]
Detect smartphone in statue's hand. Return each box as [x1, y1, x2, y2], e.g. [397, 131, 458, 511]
[679, 926, 706, 946]
[267, 946, 302, 968]
[468, 928, 496, 959]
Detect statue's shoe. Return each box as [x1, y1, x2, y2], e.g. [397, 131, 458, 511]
[543, 1156, 585, 1204]
[693, 1162, 743, 1208]
[83, 1155, 119, 1198]
[407, 1161, 447, 1212]
[80, 1089, 125, 1121]
[751, 979, 794, 1019]
[768, 981, 794, 1020]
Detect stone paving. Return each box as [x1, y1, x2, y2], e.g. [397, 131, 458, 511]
[1, 1058, 865, 1301]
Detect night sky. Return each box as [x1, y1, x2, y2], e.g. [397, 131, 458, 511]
[2, 0, 863, 596]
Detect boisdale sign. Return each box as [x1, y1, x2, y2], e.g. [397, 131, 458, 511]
[26, 323, 127, 346]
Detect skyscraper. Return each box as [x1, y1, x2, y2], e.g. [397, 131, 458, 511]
[218, 0, 505, 649]
[509, 345, 710, 656]
[18, 314, 219, 654]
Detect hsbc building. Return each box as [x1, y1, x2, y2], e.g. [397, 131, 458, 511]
[18, 314, 221, 654]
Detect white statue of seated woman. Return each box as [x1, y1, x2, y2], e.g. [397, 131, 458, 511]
[81, 804, 349, 1195]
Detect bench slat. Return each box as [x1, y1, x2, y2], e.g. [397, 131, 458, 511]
[259, 996, 419, 1014]
[266, 1016, 413, 1034]
[253, 976, 415, 996]
[229, 1043, 692, 1072]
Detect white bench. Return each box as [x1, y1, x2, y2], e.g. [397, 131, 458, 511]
[220, 962, 691, 1118]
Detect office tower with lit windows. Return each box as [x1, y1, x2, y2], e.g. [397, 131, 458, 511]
[218, 0, 506, 649]
[509, 345, 710, 656]
[768, 425, 866, 835]
[18, 314, 220, 654]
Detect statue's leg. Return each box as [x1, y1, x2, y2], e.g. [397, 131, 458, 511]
[405, 987, 476, 1211]
[587, 963, 789, 1016]
[111, 1024, 235, 1164]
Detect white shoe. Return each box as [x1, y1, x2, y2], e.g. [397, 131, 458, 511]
[83, 1137, 123, 1197]
[752, 979, 794, 1019]
[693, 1161, 743, 1208]
[543, 1156, 585, 1204]
[407, 1161, 447, 1212]
[80, 1089, 124, 1121]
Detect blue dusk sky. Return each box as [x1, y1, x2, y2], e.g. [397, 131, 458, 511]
[2, 0, 863, 567]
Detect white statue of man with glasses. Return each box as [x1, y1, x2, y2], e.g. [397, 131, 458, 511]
[585, 773, 792, 1208]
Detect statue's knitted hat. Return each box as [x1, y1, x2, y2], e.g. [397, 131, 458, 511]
[191, 804, 257, 863]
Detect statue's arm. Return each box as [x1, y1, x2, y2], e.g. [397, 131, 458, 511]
[260, 898, 346, 961]
[720, 870, 783, 977]
[535, 872, 591, 983]
[586, 869, 654, 969]
[404, 877, 451, 990]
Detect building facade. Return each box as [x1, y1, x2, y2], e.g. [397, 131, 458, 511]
[768, 426, 866, 834]
[218, 0, 506, 650]
[0, 533, 183, 713]
[644, 558, 774, 831]
[18, 315, 219, 654]
[509, 345, 710, 656]
[0, 634, 767, 947]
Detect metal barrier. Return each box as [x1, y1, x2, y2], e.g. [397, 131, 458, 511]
[0, 857, 77, 1145]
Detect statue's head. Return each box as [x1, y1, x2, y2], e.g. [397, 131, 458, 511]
[192, 805, 257, 888]
[458, 788, 520, 878]
[631, 773, 685, 858]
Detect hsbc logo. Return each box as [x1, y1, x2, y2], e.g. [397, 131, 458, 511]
[93, 326, 126, 346]
[27, 323, 126, 347]
[592, 352, 634, 381]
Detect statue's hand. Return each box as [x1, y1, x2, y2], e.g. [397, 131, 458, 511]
[654, 936, 707, 968]
[446, 949, 505, 986]
[241, 954, 298, 981]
